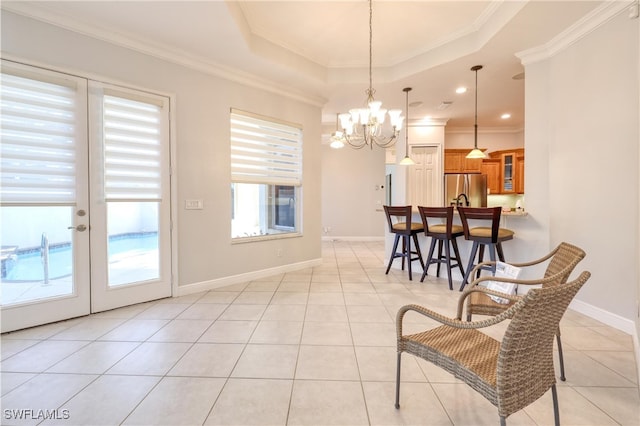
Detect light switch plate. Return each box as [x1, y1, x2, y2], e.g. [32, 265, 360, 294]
[185, 199, 203, 210]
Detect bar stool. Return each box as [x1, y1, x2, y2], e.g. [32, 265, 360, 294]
[457, 206, 514, 291]
[417, 206, 465, 290]
[384, 205, 424, 281]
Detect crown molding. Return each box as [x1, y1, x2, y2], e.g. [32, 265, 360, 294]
[445, 126, 524, 134]
[1, 4, 327, 108]
[516, 0, 633, 66]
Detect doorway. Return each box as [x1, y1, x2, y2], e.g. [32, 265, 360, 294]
[0, 61, 172, 332]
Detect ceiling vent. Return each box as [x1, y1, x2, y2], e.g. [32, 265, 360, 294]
[436, 101, 453, 110]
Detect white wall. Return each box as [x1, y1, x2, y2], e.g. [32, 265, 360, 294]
[444, 130, 524, 152]
[524, 11, 639, 325]
[1, 11, 323, 290]
[321, 143, 386, 239]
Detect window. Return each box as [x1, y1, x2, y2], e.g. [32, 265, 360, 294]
[230, 109, 302, 240]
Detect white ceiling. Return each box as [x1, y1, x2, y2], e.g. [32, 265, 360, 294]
[4, 1, 604, 130]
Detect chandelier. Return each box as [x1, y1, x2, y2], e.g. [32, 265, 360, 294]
[338, 0, 404, 150]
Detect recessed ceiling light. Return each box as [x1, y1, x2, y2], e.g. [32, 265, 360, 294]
[501, 113, 511, 119]
[455, 87, 467, 94]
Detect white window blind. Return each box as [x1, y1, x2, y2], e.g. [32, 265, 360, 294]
[0, 69, 79, 204]
[103, 94, 164, 201]
[230, 110, 302, 186]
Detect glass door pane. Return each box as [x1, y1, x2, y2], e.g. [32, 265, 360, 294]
[0, 206, 74, 305]
[107, 201, 160, 287]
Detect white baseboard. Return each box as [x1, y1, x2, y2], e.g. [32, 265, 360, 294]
[176, 258, 323, 296]
[321, 236, 385, 242]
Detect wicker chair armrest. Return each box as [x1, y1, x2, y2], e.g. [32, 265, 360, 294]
[456, 287, 522, 319]
[397, 302, 518, 338]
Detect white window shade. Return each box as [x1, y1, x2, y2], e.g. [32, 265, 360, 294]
[103, 95, 164, 201]
[0, 70, 80, 204]
[230, 110, 302, 186]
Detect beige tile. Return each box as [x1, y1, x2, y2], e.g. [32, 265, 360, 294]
[573, 386, 640, 425]
[309, 282, 343, 293]
[301, 321, 353, 345]
[1, 339, 39, 360]
[344, 292, 383, 305]
[133, 303, 190, 320]
[196, 291, 239, 304]
[107, 342, 191, 375]
[210, 282, 249, 292]
[288, 380, 369, 425]
[261, 304, 306, 321]
[524, 385, 619, 425]
[1, 372, 36, 396]
[347, 305, 394, 323]
[561, 351, 637, 387]
[123, 377, 225, 425]
[276, 281, 310, 292]
[583, 350, 638, 385]
[198, 320, 257, 343]
[295, 345, 359, 380]
[168, 343, 244, 377]
[363, 381, 452, 425]
[307, 292, 345, 305]
[97, 319, 168, 341]
[350, 322, 396, 346]
[244, 281, 280, 292]
[217, 304, 266, 321]
[249, 320, 303, 344]
[1, 373, 97, 424]
[305, 304, 348, 322]
[231, 344, 298, 379]
[561, 326, 631, 351]
[270, 292, 309, 305]
[204, 378, 292, 425]
[147, 319, 213, 342]
[42, 375, 159, 425]
[1, 320, 79, 340]
[176, 303, 227, 320]
[90, 303, 152, 319]
[431, 382, 535, 425]
[341, 283, 377, 293]
[48, 318, 126, 340]
[1, 340, 89, 373]
[233, 291, 275, 304]
[46, 341, 139, 374]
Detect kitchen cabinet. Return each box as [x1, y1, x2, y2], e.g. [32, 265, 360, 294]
[515, 152, 525, 194]
[488, 148, 525, 194]
[480, 158, 501, 195]
[444, 149, 483, 173]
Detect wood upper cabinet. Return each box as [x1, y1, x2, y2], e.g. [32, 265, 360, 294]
[444, 149, 483, 173]
[515, 152, 525, 194]
[480, 158, 501, 195]
[488, 148, 525, 194]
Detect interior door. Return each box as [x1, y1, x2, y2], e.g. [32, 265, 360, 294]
[0, 61, 91, 332]
[0, 61, 172, 332]
[407, 145, 442, 207]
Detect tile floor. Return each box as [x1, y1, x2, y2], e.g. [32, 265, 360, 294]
[1, 240, 638, 425]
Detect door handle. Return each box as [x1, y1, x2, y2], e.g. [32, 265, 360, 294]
[68, 224, 87, 232]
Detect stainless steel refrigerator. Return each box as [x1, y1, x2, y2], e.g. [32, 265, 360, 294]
[444, 173, 487, 207]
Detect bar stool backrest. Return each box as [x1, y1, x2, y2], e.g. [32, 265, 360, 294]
[384, 205, 413, 235]
[457, 206, 502, 243]
[418, 206, 456, 238]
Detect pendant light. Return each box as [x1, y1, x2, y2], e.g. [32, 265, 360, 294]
[329, 114, 345, 149]
[466, 65, 487, 159]
[399, 87, 415, 165]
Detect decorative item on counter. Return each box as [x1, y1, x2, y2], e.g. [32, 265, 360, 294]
[515, 199, 523, 212]
[502, 205, 511, 213]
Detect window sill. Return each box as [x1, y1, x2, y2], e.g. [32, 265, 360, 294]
[231, 232, 302, 244]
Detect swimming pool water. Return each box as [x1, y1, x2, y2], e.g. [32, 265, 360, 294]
[1, 233, 158, 282]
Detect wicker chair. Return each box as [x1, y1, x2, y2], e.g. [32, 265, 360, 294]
[395, 270, 591, 426]
[462, 242, 586, 381]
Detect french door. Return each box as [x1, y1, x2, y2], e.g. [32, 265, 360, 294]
[0, 61, 172, 333]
